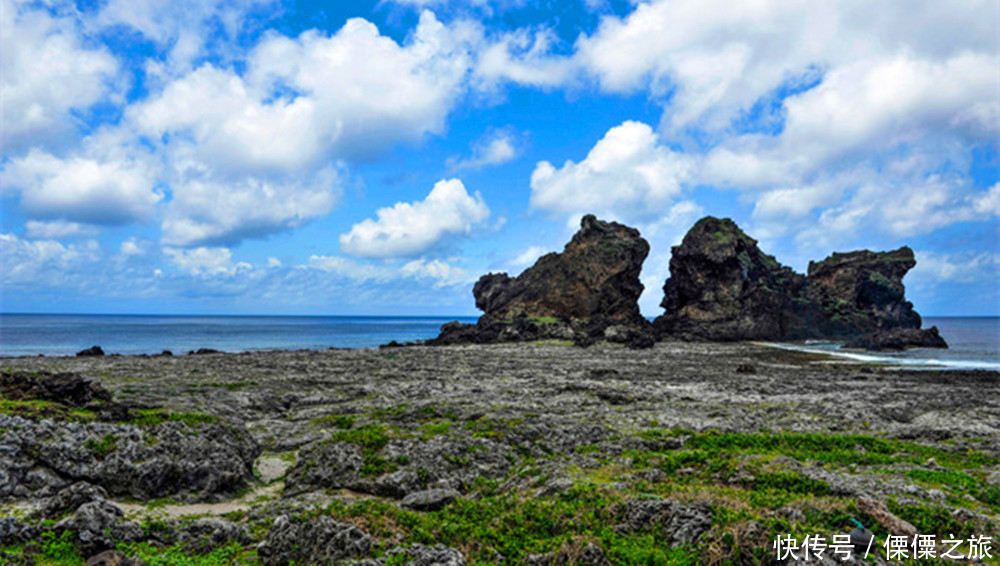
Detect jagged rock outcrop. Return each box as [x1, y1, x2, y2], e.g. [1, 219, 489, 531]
[0, 372, 260, 503]
[804, 248, 923, 337]
[257, 515, 373, 566]
[431, 215, 654, 348]
[653, 217, 807, 341]
[655, 216, 946, 349]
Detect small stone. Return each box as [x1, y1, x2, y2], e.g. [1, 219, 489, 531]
[402, 488, 461, 511]
[76, 346, 105, 357]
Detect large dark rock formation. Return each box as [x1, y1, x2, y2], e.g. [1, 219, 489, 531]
[654, 216, 945, 349]
[430, 215, 654, 347]
[653, 217, 807, 341]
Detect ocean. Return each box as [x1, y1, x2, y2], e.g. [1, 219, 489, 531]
[0, 314, 996, 369]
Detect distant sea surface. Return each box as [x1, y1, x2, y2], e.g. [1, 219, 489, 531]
[0, 314, 996, 370]
[0, 314, 478, 357]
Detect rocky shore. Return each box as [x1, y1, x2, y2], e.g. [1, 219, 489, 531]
[1, 343, 997, 565]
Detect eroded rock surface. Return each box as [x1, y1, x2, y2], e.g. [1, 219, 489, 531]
[655, 216, 946, 349]
[431, 215, 653, 347]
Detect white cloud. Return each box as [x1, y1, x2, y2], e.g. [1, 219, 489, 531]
[340, 179, 491, 258]
[160, 167, 341, 246]
[132, 12, 471, 175]
[575, 0, 997, 134]
[97, 0, 276, 73]
[119, 11, 490, 247]
[0, 233, 101, 286]
[2, 148, 161, 226]
[24, 220, 97, 240]
[0, 0, 118, 152]
[974, 183, 1000, 216]
[119, 237, 150, 256]
[530, 121, 694, 222]
[267, 257, 282, 268]
[307, 255, 393, 282]
[475, 27, 576, 90]
[449, 128, 520, 170]
[910, 250, 1000, 285]
[164, 246, 241, 275]
[400, 258, 469, 287]
[508, 245, 549, 270]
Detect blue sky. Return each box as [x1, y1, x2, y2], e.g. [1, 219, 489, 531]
[1, 0, 998, 317]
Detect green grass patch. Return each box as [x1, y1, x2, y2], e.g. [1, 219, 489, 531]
[85, 433, 118, 459]
[0, 399, 97, 422]
[324, 485, 699, 565]
[132, 409, 218, 427]
[682, 431, 996, 469]
[312, 414, 356, 429]
[331, 424, 397, 477]
[117, 541, 252, 566]
[419, 420, 452, 440]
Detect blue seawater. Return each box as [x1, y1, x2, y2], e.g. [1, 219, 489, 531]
[0, 314, 477, 357]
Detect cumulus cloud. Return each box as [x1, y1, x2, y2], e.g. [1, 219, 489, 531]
[160, 168, 341, 246]
[0, 0, 118, 152]
[448, 128, 521, 170]
[575, 0, 996, 134]
[2, 148, 161, 226]
[530, 121, 694, 222]
[340, 179, 491, 258]
[122, 11, 488, 247]
[133, 12, 471, 174]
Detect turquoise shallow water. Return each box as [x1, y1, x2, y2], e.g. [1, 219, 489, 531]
[0, 314, 478, 356]
[0, 314, 996, 369]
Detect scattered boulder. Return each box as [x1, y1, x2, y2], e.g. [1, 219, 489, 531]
[257, 515, 373, 566]
[0, 413, 260, 502]
[33, 482, 110, 519]
[54, 499, 143, 557]
[0, 516, 37, 545]
[618, 499, 713, 546]
[401, 488, 461, 511]
[0, 371, 111, 407]
[431, 215, 651, 346]
[189, 348, 222, 355]
[843, 326, 948, 351]
[76, 346, 105, 357]
[857, 496, 917, 537]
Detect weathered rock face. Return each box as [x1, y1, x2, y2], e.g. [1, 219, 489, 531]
[0, 414, 261, 502]
[805, 248, 922, 337]
[476, 215, 649, 325]
[655, 216, 945, 349]
[431, 215, 653, 347]
[654, 217, 807, 341]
